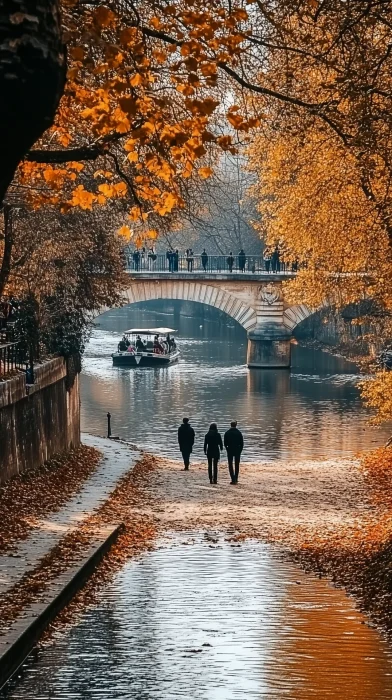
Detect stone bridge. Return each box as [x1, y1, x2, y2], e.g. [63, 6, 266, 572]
[124, 271, 312, 368]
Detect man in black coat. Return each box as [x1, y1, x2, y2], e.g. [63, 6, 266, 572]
[224, 421, 244, 484]
[178, 417, 195, 470]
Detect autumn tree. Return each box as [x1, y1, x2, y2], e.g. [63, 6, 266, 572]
[245, 1, 392, 422]
[5, 0, 392, 398]
[5, 206, 127, 357]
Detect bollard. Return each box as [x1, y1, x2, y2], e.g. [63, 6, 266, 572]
[107, 412, 111, 438]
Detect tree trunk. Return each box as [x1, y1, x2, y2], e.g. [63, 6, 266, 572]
[0, 205, 13, 297]
[0, 0, 66, 203]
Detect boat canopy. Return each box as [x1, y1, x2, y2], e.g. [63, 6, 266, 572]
[124, 327, 177, 335]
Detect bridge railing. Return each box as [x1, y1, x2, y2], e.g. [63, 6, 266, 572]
[124, 254, 299, 274]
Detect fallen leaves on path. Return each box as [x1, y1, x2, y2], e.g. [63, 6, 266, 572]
[29, 446, 392, 643]
[0, 445, 101, 554]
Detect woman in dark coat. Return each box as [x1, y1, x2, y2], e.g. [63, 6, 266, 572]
[204, 423, 223, 485]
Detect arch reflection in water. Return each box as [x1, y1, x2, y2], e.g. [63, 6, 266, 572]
[80, 303, 391, 460]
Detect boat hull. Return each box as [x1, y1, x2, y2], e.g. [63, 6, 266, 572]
[112, 350, 180, 367]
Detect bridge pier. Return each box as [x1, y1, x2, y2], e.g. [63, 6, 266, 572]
[247, 323, 291, 369]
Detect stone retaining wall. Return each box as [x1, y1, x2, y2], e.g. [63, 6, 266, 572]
[0, 357, 80, 483]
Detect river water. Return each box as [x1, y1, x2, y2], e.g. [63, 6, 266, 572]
[4, 302, 392, 699]
[4, 535, 392, 699]
[81, 303, 390, 458]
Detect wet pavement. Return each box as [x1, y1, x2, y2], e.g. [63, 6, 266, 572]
[4, 534, 392, 699]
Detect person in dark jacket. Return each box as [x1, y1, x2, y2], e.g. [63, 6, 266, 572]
[238, 249, 246, 272]
[178, 417, 195, 470]
[204, 423, 223, 484]
[133, 249, 140, 271]
[201, 249, 208, 271]
[227, 252, 234, 273]
[224, 421, 244, 484]
[271, 246, 280, 273]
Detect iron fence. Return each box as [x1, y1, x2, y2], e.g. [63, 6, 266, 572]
[124, 254, 299, 274]
[0, 341, 26, 377]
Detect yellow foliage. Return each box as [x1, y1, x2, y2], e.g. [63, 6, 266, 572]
[360, 373, 392, 425]
[69, 185, 95, 210]
[118, 225, 133, 240]
[198, 166, 213, 179]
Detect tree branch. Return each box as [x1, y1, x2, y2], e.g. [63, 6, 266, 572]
[26, 145, 104, 163]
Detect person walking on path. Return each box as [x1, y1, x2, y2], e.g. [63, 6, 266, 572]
[201, 249, 208, 271]
[204, 423, 223, 484]
[224, 420, 244, 484]
[178, 417, 195, 470]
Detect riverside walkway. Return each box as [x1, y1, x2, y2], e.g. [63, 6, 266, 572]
[0, 436, 138, 598]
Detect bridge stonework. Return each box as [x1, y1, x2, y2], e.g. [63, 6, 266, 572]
[124, 272, 312, 368]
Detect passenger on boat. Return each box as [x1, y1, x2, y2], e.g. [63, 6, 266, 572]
[136, 335, 146, 351]
[153, 335, 164, 354]
[118, 335, 130, 352]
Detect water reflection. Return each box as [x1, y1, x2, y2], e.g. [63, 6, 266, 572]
[4, 536, 392, 699]
[81, 303, 390, 460]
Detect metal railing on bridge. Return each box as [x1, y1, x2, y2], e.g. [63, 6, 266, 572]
[125, 254, 299, 274]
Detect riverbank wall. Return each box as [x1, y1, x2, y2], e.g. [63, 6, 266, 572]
[0, 357, 80, 484]
[293, 306, 377, 358]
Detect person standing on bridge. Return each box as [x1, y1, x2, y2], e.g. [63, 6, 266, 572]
[271, 246, 280, 273]
[263, 248, 271, 272]
[201, 249, 208, 271]
[167, 248, 173, 272]
[133, 249, 140, 272]
[178, 417, 195, 470]
[186, 248, 194, 272]
[204, 423, 223, 484]
[238, 249, 246, 272]
[227, 252, 234, 273]
[224, 421, 244, 485]
[174, 249, 179, 272]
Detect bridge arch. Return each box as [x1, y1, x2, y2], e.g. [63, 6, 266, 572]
[124, 280, 258, 331]
[282, 304, 314, 331]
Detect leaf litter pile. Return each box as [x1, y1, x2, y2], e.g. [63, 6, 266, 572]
[0, 445, 100, 554]
[0, 453, 157, 636]
[293, 447, 392, 635]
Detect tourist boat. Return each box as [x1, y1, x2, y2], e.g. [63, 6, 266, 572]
[112, 327, 180, 367]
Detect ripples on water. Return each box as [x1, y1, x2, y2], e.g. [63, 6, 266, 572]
[4, 535, 392, 699]
[80, 304, 390, 460]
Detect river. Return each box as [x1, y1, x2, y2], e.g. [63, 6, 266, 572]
[81, 302, 391, 458]
[3, 302, 392, 699]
